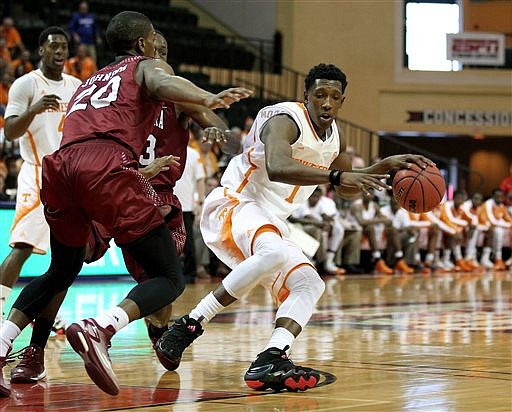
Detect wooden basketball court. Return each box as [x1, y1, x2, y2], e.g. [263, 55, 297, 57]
[1, 271, 510, 411]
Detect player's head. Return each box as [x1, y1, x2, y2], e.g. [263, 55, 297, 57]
[453, 189, 467, 207]
[491, 188, 503, 204]
[154, 30, 168, 62]
[304, 64, 347, 136]
[106, 11, 156, 58]
[471, 192, 483, 207]
[38, 26, 69, 73]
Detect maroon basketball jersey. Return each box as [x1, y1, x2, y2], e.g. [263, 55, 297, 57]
[62, 56, 162, 158]
[139, 104, 189, 189]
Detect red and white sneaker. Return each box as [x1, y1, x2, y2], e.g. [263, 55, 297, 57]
[10, 344, 46, 383]
[66, 318, 119, 396]
[0, 357, 10, 397]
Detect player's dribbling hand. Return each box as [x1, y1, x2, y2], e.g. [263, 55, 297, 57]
[335, 172, 391, 198]
[206, 87, 253, 109]
[382, 154, 435, 171]
[140, 155, 180, 180]
[30, 94, 61, 115]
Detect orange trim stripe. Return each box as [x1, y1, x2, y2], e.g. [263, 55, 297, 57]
[250, 224, 281, 255]
[32, 71, 50, 86]
[236, 147, 257, 193]
[285, 185, 300, 203]
[274, 262, 316, 304]
[219, 193, 245, 264]
[295, 102, 319, 141]
[11, 164, 41, 232]
[27, 130, 40, 166]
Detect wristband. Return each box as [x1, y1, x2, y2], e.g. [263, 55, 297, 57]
[329, 169, 343, 186]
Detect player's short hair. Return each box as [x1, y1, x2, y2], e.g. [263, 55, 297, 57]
[305, 63, 347, 94]
[106, 11, 153, 55]
[39, 26, 69, 46]
[453, 189, 467, 197]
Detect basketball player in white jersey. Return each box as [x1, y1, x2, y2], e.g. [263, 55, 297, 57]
[156, 64, 435, 392]
[0, 27, 81, 382]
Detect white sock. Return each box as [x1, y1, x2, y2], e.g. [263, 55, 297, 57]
[372, 251, 381, 259]
[190, 292, 225, 324]
[425, 253, 434, 264]
[394, 250, 404, 259]
[264, 327, 295, 352]
[0, 285, 12, 318]
[325, 251, 336, 266]
[453, 245, 463, 260]
[481, 247, 491, 261]
[442, 249, 451, 262]
[94, 307, 129, 332]
[0, 320, 20, 357]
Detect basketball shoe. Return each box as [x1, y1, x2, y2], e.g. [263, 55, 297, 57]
[154, 315, 203, 371]
[0, 357, 10, 397]
[374, 258, 393, 275]
[52, 316, 67, 336]
[66, 318, 119, 396]
[394, 259, 414, 274]
[9, 344, 46, 383]
[145, 319, 167, 347]
[244, 346, 320, 392]
[145, 319, 180, 370]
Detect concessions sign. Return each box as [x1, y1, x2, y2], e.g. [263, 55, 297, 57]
[447, 32, 505, 65]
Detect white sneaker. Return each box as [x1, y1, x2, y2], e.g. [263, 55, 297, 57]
[442, 259, 454, 270]
[480, 257, 494, 269]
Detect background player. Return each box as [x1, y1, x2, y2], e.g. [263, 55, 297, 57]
[0, 26, 81, 383]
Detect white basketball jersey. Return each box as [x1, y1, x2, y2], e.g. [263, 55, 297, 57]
[221, 102, 340, 219]
[4, 69, 82, 165]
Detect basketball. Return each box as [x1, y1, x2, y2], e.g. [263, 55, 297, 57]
[392, 164, 445, 213]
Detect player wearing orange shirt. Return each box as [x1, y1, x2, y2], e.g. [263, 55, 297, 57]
[64, 43, 97, 81]
[478, 188, 512, 270]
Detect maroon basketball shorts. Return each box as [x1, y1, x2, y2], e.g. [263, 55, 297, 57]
[85, 191, 186, 284]
[42, 140, 164, 247]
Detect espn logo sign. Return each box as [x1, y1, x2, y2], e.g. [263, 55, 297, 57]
[447, 32, 505, 66]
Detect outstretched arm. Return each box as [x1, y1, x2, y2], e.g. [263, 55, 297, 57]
[176, 102, 241, 155]
[138, 59, 252, 110]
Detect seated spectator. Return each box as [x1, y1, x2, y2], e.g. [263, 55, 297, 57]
[335, 196, 363, 274]
[11, 49, 33, 78]
[64, 43, 97, 81]
[290, 187, 345, 276]
[351, 190, 413, 274]
[0, 17, 24, 58]
[478, 188, 512, 270]
[381, 196, 430, 273]
[68, 1, 102, 63]
[0, 72, 12, 113]
[0, 37, 11, 64]
[0, 55, 13, 78]
[438, 190, 475, 271]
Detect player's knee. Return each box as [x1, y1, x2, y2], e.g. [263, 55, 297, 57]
[292, 267, 325, 302]
[309, 271, 325, 302]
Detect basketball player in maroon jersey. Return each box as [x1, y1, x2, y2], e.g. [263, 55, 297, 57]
[0, 11, 251, 397]
[84, 31, 242, 368]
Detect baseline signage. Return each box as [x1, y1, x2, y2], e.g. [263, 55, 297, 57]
[406, 110, 511, 127]
[447, 32, 505, 66]
[0, 208, 128, 277]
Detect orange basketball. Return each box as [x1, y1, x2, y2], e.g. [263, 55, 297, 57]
[392, 164, 445, 213]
